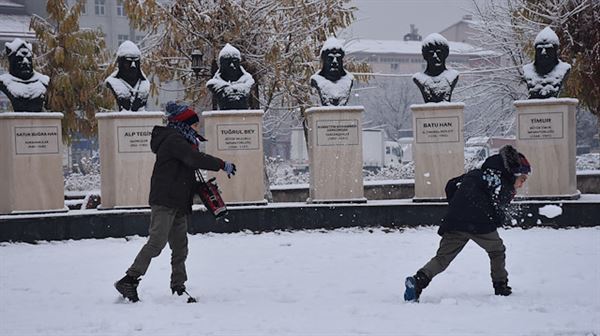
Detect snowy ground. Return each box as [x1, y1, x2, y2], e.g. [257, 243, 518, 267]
[1, 227, 599, 336]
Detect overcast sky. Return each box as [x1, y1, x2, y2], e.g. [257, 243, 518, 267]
[344, 0, 475, 40]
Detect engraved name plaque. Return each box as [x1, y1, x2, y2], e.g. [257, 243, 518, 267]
[415, 116, 460, 144]
[14, 126, 60, 155]
[316, 119, 359, 146]
[117, 126, 154, 153]
[519, 112, 564, 140]
[217, 123, 260, 150]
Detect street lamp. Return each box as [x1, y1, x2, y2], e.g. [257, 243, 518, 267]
[191, 49, 211, 79]
[191, 49, 203, 78]
[190, 48, 216, 109]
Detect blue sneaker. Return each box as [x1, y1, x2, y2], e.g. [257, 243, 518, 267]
[404, 271, 430, 302]
[404, 276, 418, 302]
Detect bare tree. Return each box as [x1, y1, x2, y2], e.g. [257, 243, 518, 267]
[354, 76, 420, 140]
[466, 0, 599, 138]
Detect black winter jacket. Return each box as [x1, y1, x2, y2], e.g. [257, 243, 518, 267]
[438, 153, 517, 236]
[148, 126, 224, 213]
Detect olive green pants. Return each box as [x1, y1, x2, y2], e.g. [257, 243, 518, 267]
[127, 205, 189, 288]
[419, 230, 508, 282]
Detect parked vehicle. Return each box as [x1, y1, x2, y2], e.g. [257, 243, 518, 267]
[385, 141, 402, 168]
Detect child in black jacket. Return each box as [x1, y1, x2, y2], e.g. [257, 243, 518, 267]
[404, 145, 531, 302]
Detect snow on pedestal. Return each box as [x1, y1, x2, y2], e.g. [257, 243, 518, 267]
[0, 112, 65, 214]
[202, 110, 266, 205]
[305, 105, 366, 203]
[410, 102, 465, 201]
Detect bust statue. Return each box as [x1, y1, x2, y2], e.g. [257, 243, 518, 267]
[310, 37, 354, 106]
[0, 38, 49, 112]
[206, 43, 255, 110]
[412, 33, 459, 103]
[105, 40, 150, 111]
[522, 27, 571, 99]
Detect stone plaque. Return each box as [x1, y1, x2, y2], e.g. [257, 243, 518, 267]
[14, 126, 60, 155]
[519, 112, 564, 140]
[316, 119, 359, 146]
[415, 116, 460, 144]
[217, 123, 260, 150]
[117, 126, 154, 153]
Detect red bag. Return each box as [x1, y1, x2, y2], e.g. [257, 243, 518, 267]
[195, 170, 227, 218]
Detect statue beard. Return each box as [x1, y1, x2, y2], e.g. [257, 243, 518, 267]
[321, 64, 346, 82]
[534, 54, 559, 76]
[10, 58, 34, 81]
[221, 67, 243, 82]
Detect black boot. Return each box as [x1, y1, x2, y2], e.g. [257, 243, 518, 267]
[115, 274, 140, 302]
[493, 280, 512, 296]
[404, 270, 431, 302]
[171, 284, 186, 296]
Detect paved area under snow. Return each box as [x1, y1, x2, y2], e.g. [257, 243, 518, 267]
[1, 227, 599, 335]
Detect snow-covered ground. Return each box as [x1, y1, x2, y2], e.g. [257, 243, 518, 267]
[1, 227, 598, 335]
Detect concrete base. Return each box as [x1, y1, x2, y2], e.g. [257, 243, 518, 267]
[411, 102, 465, 201]
[96, 112, 164, 209]
[305, 106, 365, 203]
[515, 98, 579, 199]
[202, 110, 266, 204]
[2, 197, 599, 242]
[0, 112, 65, 214]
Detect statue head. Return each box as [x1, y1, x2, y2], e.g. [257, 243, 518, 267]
[319, 37, 347, 82]
[218, 43, 243, 82]
[421, 33, 449, 77]
[533, 27, 560, 76]
[115, 40, 144, 86]
[5, 38, 34, 80]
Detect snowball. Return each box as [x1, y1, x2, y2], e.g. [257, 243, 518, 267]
[116, 40, 141, 58]
[534, 27, 560, 46]
[5, 38, 31, 55]
[321, 37, 345, 54]
[422, 33, 449, 48]
[539, 205, 562, 219]
[218, 43, 241, 60]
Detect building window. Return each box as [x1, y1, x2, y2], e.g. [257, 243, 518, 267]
[80, 0, 87, 15]
[95, 0, 105, 15]
[117, 34, 129, 45]
[390, 63, 399, 70]
[116, 0, 125, 16]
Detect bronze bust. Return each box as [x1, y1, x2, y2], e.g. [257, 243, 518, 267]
[310, 37, 354, 106]
[206, 43, 255, 110]
[412, 33, 459, 103]
[522, 27, 571, 99]
[105, 40, 150, 111]
[0, 38, 49, 112]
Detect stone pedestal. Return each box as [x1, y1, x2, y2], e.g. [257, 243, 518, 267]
[411, 102, 465, 201]
[96, 112, 164, 209]
[0, 112, 65, 214]
[514, 98, 579, 199]
[305, 106, 365, 203]
[202, 110, 266, 205]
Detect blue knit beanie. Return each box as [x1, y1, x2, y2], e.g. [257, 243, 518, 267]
[165, 101, 199, 125]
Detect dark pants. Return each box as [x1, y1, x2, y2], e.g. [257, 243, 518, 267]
[126, 205, 189, 288]
[419, 230, 508, 282]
